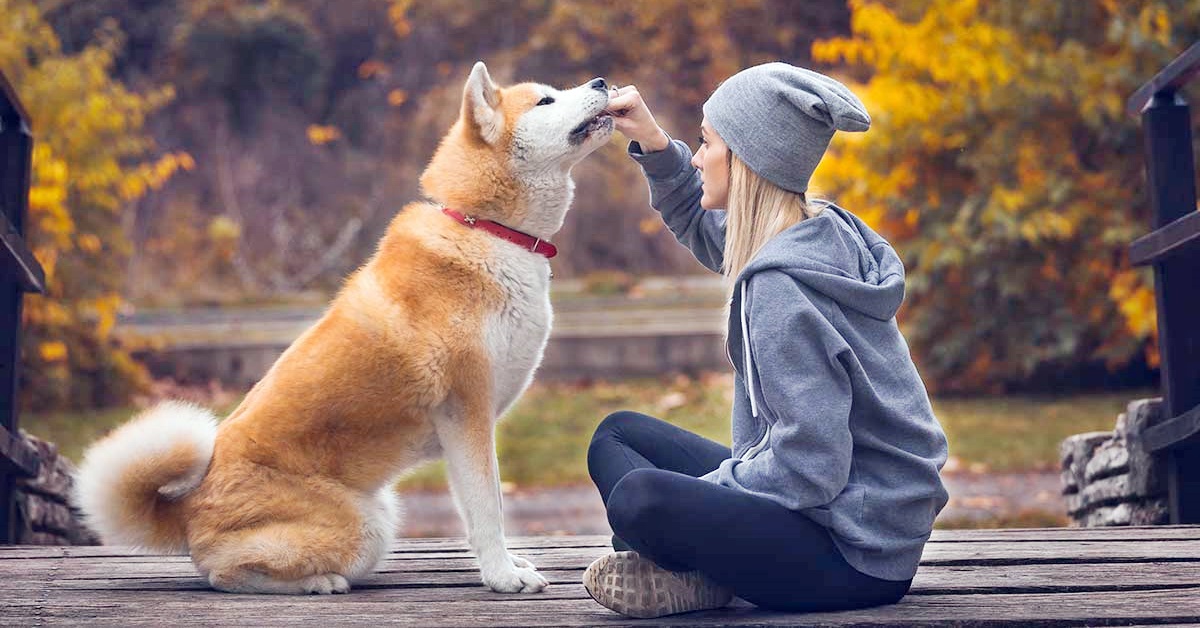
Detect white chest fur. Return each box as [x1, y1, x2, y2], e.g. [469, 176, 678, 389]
[482, 242, 553, 419]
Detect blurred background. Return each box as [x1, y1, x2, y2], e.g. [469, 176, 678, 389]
[5, 0, 1200, 536]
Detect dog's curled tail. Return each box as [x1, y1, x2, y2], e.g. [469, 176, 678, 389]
[73, 401, 217, 553]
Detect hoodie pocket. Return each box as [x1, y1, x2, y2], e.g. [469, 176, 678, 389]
[807, 483, 868, 546]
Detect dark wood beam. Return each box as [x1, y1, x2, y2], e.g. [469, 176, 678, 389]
[1128, 41, 1200, 116]
[1144, 403, 1200, 453]
[0, 211, 44, 294]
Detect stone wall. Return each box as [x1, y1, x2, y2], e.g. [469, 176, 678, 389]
[1059, 398, 1169, 527]
[14, 432, 99, 545]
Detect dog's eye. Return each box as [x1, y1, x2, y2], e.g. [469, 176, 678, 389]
[536, 96, 555, 106]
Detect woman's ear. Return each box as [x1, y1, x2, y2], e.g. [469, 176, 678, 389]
[461, 61, 504, 145]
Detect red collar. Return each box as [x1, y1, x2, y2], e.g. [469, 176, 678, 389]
[441, 207, 558, 259]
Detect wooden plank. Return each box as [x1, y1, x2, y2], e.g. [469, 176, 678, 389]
[44, 537, 1167, 569]
[919, 538, 1200, 565]
[1127, 41, 1200, 115]
[929, 525, 1200, 542]
[4, 532, 1200, 626]
[0, 536, 610, 559]
[4, 588, 1200, 627]
[4, 525, 1200, 561]
[7, 541, 1200, 592]
[6, 528, 1200, 560]
[388, 537, 1200, 565]
[9, 561, 1200, 598]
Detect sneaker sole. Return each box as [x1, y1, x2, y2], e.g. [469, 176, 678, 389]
[582, 552, 733, 619]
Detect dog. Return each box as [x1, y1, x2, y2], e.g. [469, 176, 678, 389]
[73, 62, 614, 595]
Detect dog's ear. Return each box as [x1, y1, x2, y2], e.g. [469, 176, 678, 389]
[462, 61, 504, 145]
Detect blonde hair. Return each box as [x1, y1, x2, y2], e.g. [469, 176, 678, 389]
[722, 153, 818, 282]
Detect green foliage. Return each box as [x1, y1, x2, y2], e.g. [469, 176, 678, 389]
[812, 0, 1200, 393]
[173, 2, 328, 129]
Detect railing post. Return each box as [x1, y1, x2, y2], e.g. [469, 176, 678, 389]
[0, 72, 42, 545]
[1141, 90, 1200, 523]
[0, 103, 32, 544]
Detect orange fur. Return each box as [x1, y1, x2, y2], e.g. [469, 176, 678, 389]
[421, 84, 542, 223]
[74, 63, 611, 595]
[183, 201, 508, 588]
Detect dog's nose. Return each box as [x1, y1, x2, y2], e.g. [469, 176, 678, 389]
[589, 78, 608, 92]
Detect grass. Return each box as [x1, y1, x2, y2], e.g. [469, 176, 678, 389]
[21, 378, 1148, 491]
[933, 392, 1143, 473]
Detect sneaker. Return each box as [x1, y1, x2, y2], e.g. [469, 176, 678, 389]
[582, 551, 734, 618]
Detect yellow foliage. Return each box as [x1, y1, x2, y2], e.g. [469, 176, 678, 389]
[306, 124, 342, 146]
[1, 0, 169, 409]
[812, 0, 1198, 391]
[390, 0, 414, 38]
[77, 234, 101, 254]
[207, 215, 242, 242]
[1109, 270, 1157, 340]
[38, 341, 67, 362]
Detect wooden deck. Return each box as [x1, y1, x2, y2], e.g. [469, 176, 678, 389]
[3, 527, 1200, 626]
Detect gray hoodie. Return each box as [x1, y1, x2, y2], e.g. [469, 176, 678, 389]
[630, 138, 950, 581]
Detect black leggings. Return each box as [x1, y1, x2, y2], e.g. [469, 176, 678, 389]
[587, 410, 912, 612]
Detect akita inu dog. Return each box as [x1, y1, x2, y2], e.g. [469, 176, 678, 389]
[73, 62, 614, 595]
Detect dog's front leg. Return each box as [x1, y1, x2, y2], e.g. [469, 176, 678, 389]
[435, 395, 547, 594]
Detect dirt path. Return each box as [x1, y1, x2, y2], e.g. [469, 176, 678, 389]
[397, 471, 1066, 538]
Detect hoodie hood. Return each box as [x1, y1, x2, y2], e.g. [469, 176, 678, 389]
[737, 202, 905, 321]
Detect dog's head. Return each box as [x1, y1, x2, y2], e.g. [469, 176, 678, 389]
[420, 62, 613, 232]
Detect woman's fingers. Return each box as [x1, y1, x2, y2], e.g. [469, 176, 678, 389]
[605, 93, 639, 115]
[605, 85, 642, 113]
[603, 83, 666, 150]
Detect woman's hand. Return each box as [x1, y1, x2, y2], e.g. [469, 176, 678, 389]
[606, 85, 671, 153]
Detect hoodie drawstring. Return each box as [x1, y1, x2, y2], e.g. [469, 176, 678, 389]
[740, 281, 759, 419]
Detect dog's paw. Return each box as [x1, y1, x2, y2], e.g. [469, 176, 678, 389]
[509, 553, 537, 570]
[482, 565, 549, 594]
[302, 573, 351, 595]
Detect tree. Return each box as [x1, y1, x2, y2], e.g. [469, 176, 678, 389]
[1, 0, 188, 409]
[42, 1, 854, 294]
[810, 0, 1200, 393]
[427, 0, 854, 278]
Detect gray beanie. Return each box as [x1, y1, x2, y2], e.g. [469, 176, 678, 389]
[702, 62, 870, 194]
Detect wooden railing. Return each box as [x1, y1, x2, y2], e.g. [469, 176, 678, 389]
[1126, 41, 1200, 524]
[0, 70, 43, 544]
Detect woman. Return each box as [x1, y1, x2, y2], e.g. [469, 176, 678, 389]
[583, 62, 950, 618]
